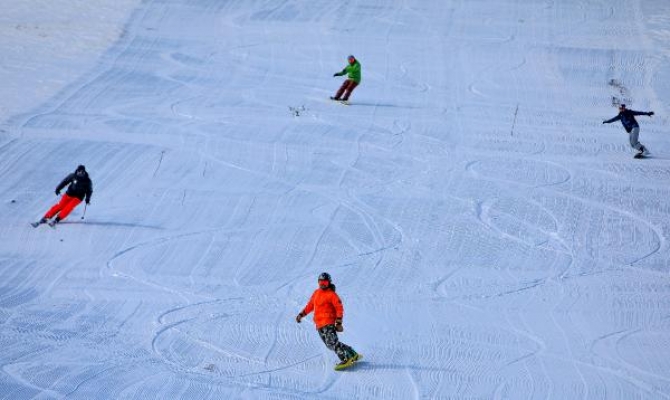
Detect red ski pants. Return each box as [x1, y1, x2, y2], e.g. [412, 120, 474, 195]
[334, 79, 359, 101]
[44, 194, 81, 221]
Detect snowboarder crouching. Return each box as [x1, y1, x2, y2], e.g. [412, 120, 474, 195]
[34, 165, 93, 227]
[602, 104, 654, 157]
[296, 272, 361, 369]
[331, 55, 361, 102]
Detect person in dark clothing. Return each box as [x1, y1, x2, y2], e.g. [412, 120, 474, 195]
[33, 165, 93, 227]
[602, 104, 654, 156]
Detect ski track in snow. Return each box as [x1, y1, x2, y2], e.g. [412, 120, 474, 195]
[1, 0, 670, 399]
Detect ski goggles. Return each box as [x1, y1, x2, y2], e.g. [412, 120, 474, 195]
[318, 279, 330, 287]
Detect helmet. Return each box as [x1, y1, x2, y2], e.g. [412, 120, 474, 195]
[318, 272, 331, 282]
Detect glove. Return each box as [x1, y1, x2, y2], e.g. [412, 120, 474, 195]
[335, 318, 343, 332]
[648, 111, 654, 116]
[296, 312, 305, 323]
[333, 72, 342, 77]
[55, 189, 61, 196]
[85, 200, 90, 205]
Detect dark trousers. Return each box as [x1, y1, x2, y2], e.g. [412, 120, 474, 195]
[317, 324, 356, 361]
[334, 79, 359, 101]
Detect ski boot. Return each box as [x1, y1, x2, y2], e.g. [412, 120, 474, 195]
[31, 218, 48, 228]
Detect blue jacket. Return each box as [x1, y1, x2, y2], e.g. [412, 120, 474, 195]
[604, 109, 651, 133]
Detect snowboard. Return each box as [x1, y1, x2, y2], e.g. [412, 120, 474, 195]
[334, 353, 363, 371]
[634, 153, 649, 159]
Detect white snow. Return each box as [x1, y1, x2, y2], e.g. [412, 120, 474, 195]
[1, 0, 670, 399]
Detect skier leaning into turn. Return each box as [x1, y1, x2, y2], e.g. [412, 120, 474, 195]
[296, 272, 361, 369]
[33, 165, 93, 227]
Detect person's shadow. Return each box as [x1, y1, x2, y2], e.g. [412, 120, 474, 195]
[63, 220, 162, 230]
[352, 102, 417, 108]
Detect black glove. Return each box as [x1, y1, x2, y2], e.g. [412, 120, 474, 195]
[602, 121, 607, 124]
[85, 200, 90, 205]
[335, 318, 343, 332]
[55, 189, 61, 196]
[648, 111, 654, 116]
[333, 72, 342, 77]
[296, 312, 305, 323]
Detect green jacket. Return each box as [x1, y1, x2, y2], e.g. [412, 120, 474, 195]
[336, 60, 361, 83]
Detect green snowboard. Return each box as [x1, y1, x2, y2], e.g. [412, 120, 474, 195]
[334, 353, 363, 371]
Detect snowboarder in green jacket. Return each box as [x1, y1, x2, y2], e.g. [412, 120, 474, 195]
[331, 55, 361, 102]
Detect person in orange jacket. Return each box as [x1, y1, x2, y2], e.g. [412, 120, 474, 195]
[296, 272, 360, 367]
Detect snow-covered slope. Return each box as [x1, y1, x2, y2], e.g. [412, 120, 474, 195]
[1, 0, 670, 398]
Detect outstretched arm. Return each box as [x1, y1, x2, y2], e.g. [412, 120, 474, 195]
[602, 115, 621, 124]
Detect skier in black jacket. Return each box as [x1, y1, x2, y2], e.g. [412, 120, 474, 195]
[33, 165, 93, 227]
[603, 104, 654, 157]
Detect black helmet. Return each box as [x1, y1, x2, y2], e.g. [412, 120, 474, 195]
[318, 272, 331, 282]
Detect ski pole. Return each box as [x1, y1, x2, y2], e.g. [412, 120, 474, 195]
[81, 203, 87, 220]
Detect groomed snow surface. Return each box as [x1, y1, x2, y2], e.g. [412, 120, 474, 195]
[1, 0, 670, 399]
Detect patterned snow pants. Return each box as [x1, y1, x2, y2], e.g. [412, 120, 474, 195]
[317, 324, 356, 361]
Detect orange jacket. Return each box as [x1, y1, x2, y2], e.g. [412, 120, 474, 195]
[301, 288, 344, 329]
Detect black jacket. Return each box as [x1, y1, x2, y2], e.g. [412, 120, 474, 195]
[604, 109, 651, 133]
[56, 171, 93, 202]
